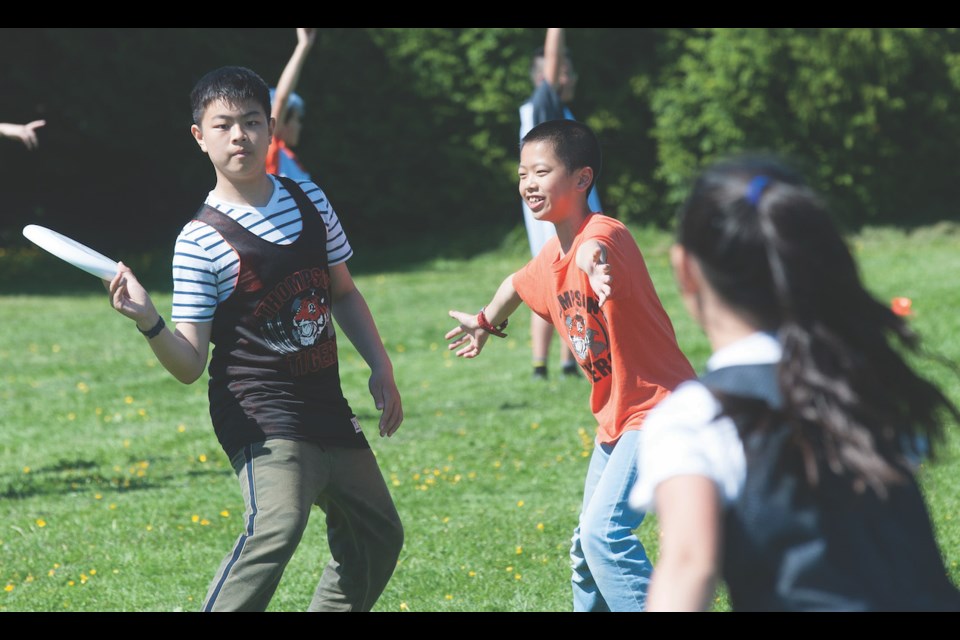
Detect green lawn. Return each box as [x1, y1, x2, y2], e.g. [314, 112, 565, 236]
[1, 222, 958, 611]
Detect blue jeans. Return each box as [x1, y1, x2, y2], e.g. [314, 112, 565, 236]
[570, 430, 650, 611]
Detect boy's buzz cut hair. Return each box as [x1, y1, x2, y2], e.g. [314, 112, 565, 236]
[521, 119, 602, 192]
[190, 66, 272, 126]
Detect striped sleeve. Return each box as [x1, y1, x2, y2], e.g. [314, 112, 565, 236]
[297, 180, 353, 265]
[170, 220, 239, 323]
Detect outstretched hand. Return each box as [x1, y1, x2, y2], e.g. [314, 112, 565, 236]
[584, 244, 612, 307]
[0, 120, 46, 150]
[445, 310, 489, 359]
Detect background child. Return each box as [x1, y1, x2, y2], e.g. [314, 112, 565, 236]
[519, 28, 602, 380]
[446, 119, 694, 611]
[630, 154, 960, 611]
[267, 27, 316, 180]
[108, 65, 403, 612]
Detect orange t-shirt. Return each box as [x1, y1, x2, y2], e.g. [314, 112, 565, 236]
[512, 213, 695, 444]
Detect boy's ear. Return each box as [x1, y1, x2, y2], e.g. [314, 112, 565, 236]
[576, 167, 593, 191]
[269, 117, 276, 138]
[191, 123, 207, 153]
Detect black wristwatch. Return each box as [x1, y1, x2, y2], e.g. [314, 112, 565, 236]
[138, 316, 165, 339]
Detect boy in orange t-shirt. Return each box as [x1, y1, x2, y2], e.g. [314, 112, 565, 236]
[446, 119, 694, 611]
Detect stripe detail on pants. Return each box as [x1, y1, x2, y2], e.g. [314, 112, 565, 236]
[203, 444, 259, 611]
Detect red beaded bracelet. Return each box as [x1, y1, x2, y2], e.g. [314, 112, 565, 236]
[477, 307, 508, 338]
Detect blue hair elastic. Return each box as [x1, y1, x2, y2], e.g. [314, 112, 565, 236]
[745, 175, 771, 207]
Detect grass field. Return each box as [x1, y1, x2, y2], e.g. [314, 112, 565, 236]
[1, 221, 959, 612]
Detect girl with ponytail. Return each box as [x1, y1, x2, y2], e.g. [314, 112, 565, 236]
[629, 154, 960, 611]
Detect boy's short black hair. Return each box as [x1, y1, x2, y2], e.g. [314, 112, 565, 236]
[190, 66, 271, 126]
[521, 119, 602, 192]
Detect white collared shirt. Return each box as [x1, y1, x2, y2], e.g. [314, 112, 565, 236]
[629, 332, 782, 513]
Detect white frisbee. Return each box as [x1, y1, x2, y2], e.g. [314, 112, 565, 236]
[22, 224, 119, 281]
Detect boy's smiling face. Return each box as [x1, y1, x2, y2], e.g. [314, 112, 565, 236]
[191, 98, 274, 183]
[518, 139, 591, 224]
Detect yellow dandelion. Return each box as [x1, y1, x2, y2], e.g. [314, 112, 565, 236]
[89, 570, 96, 576]
[433, 468, 441, 476]
[429, 343, 438, 351]
[505, 566, 514, 572]
[531, 422, 540, 430]
[4, 584, 13, 592]
[109, 504, 117, 510]
[515, 574, 522, 580]
[399, 602, 409, 611]
[36, 518, 46, 528]
[220, 510, 230, 518]
[67, 412, 76, 421]
[396, 344, 406, 353]
[48, 570, 55, 577]
[136, 469, 146, 478]
[138, 409, 147, 417]
[95, 407, 103, 415]
[146, 525, 153, 531]
[94, 493, 102, 500]
[76, 382, 89, 393]
[80, 574, 88, 584]
[468, 571, 476, 577]
[516, 546, 523, 555]
[200, 519, 210, 526]
[68, 580, 75, 587]
[444, 594, 453, 601]
[581, 451, 590, 457]
[391, 478, 400, 486]
[53, 563, 60, 569]
[122, 439, 130, 448]
[52, 344, 61, 353]
[22, 466, 29, 474]
[198, 454, 207, 463]
[453, 474, 462, 483]
[467, 471, 477, 479]
[25, 575, 34, 582]
[412, 472, 421, 481]
[493, 460, 502, 468]
[124, 396, 134, 404]
[177, 424, 186, 433]
[442, 517, 450, 524]
[517, 500, 524, 508]
[191, 515, 200, 523]
[537, 522, 545, 532]
[425, 477, 435, 485]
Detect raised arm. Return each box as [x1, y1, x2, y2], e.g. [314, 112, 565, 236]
[576, 239, 612, 307]
[108, 262, 211, 384]
[0, 120, 46, 150]
[445, 273, 524, 359]
[542, 28, 567, 89]
[329, 261, 402, 438]
[644, 475, 723, 611]
[272, 28, 317, 126]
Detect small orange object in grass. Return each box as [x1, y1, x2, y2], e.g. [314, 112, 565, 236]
[891, 297, 913, 317]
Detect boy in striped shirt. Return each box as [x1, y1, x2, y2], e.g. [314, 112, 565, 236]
[107, 65, 403, 612]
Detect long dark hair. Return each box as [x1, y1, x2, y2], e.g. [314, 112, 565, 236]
[678, 154, 958, 496]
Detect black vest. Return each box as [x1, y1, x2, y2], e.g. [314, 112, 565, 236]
[702, 364, 960, 611]
[195, 177, 368, 457]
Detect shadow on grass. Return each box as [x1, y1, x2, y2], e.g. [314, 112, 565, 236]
[0, 455, 232, 500]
